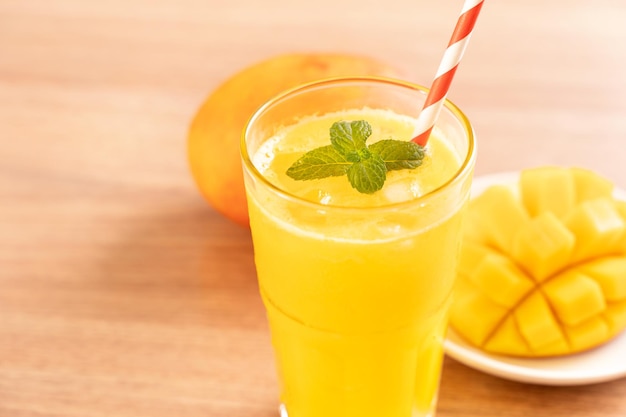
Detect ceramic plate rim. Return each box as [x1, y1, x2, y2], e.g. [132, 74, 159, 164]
[443, 170, 626, 386]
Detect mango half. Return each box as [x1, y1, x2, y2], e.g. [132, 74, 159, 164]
[451, 167, 626, 357]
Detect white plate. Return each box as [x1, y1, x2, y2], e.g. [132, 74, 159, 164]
[443, 171, 626, 386]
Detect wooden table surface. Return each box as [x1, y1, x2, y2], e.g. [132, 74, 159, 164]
[1, 0, 625, 416]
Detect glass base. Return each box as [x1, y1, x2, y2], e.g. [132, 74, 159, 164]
[278, 403, 435, 417]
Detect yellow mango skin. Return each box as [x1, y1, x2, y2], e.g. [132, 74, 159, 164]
[451, 166, 626, 357]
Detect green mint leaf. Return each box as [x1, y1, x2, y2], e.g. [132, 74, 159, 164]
[368, 139, 425, 171]
[286, 145, 351, 180]
[330, 120, 372, 156]
[346, 153, 386, 194]
[285, 120, 426, 195]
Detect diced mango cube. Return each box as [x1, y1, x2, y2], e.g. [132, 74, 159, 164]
[580, 257, 626, 301]
[450, 286, 509, 347]
[453, 167, 626, 357]
[484, 316, 530, 356]
[614, 200, 626, 253]
[470, 185, 529, 254]
[514, 291, 566, 350]
[563, 317, 609, 352]
[531, 336, 570, 356]
[458, 241, 492, 278]
[603, 300, 626, 335]
[615, 200, 626, 218]
[564, 198, 625, 262]
[463, 201, 491, 246]
[520, 166, 576, 217]
[542, 270, 606, 326]
[470, 254, 534, 308]
[511, 212, 575, 281]
[571, 167, 614, 203]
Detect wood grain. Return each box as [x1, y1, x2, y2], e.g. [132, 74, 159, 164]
[1, 0, 625, 416]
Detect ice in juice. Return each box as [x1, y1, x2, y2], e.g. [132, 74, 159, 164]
[244, 106, 472, 417]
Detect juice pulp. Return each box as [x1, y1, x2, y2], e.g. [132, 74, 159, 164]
[247, 109, 466, 417]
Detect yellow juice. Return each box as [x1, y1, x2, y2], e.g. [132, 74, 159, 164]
[245, 106, 471, 417]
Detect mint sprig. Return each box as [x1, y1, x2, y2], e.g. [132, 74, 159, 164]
[286, 120, 425, 194]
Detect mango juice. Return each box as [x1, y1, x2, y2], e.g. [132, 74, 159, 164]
[242, 79, 475, 417]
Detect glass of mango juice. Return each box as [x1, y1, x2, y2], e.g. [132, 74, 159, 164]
[241, 77, 476, 417]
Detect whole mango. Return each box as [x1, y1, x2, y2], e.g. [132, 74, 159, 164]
[187, 53, 406, 226]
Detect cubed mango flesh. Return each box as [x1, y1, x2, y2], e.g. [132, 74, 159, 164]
[542, 271, 606, 326]
[469, 185, 529, 254]
[563, 316, 609, 352]
[450, 284, 509, 347]
[514, 291, 566, 351]
[484, 316, 530, 356]
[470, 254, 534, 308]
[458, 241, 492, 278]
[614, 200, 626, 253]
[463, 202, 491, 246]
[520, 166, 576, 217]
[564, 198, 625, 262]
[580, 257, 626, 301]
[511, 212, 575, 281]
[571, 167, 614, 203]
[603, 301, 626, 334]
[451, 166, 626, 357]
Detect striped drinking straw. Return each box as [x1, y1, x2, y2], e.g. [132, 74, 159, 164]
[412, 0, 485, 146]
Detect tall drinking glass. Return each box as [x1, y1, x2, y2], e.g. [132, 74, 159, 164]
[241, 77, 476, 417]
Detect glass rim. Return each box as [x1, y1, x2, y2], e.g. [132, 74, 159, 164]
[241, 76, 476, 212]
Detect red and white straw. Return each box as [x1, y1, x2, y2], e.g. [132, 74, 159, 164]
[412, 0, 484, 146]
